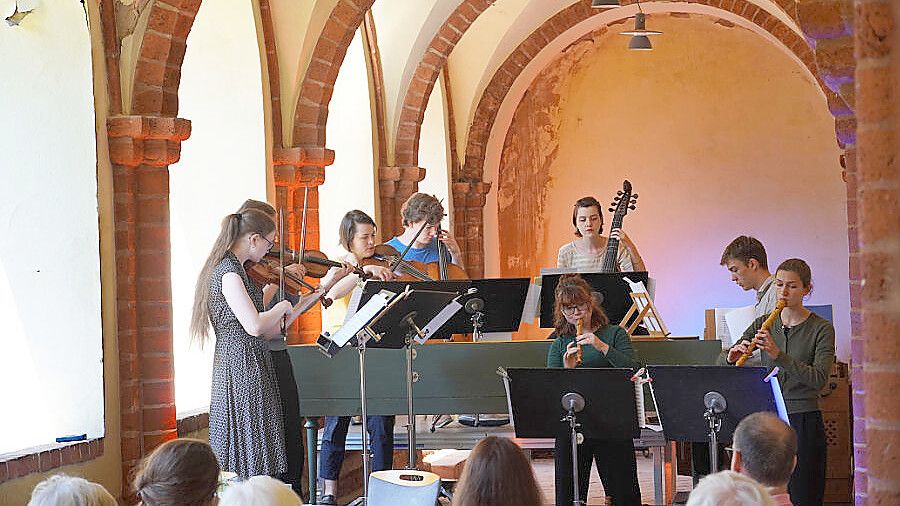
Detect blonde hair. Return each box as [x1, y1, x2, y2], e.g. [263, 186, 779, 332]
[133, 438, 220, 506]
[452, 437, 543, 506]
[219, 475, 301, 506]
[28, 474, 117, 506]
[686, 470, 775, 506]
[190, 209, 275, 346]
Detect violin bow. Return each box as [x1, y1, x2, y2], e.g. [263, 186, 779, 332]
[391, 220, 429, 271]
[278, 208, 287, 334]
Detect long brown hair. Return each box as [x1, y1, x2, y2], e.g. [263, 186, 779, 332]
[553, 273, 609, 336]
[133, 438, 220, 506]
[190, 209, 275, 346]
[452, 436, 543, 506]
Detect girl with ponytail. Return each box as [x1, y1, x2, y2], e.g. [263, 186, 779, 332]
[189, 209, 300, 480]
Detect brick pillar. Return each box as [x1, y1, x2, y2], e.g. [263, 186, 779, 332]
[855, 2, 900, 504]
[451, 181, 491, 279]
[377, 165, 426, 237]
[107, 115, 191, 498]
[273, 147, 333, 344]
[843, 147, 870, 504]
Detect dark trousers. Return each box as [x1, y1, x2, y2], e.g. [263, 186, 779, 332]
[318, 415, 395, 481]
[271, 350, 304, 496]
[690, 442, 730, 484]
[788, 410, 826, 506]
[554, 434, 641, 506]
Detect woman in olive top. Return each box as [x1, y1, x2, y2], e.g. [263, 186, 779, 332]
[721, 258, 835, 506]
[547, 274, 641, 506]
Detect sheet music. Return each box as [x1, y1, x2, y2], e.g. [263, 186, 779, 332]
[419, 299, 463, 344]
[331, 289, 394, 347]
[723, 304, 756, 347]
[343, 284, 364, 324]
[768, 375, 791, 424]
[520, 278, 542, 323]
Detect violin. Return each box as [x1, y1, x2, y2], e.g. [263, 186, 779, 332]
[246, 259, 333, 308]
[360, 244, 434, 281]
[266, 245, 371, 280]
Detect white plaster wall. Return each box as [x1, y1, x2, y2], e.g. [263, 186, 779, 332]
[417, 72, 452, 217]
[319, 30, 376, 261]
[269, 0, 338, 145]
[371, 0, 461, 158]
[0, 0, 103, 453]
[170, 0, 268, 414]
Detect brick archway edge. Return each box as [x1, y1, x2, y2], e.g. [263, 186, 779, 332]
[461, 1, 837, 182]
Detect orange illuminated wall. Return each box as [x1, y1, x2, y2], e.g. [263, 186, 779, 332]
[495, 16, 850, 355]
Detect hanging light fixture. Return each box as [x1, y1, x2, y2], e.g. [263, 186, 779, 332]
[627, 35, 653, 51]
[591, 0, 620, 8]
[618, 1, 662, 51]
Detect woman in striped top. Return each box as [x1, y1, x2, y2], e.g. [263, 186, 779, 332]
[557, 196, 635, 272]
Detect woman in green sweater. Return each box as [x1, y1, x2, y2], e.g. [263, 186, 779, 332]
[722, 258, 835, 506]
[547, 274, 641, 506]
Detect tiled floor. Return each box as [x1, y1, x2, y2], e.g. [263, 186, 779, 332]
[530, 454, 694, 505]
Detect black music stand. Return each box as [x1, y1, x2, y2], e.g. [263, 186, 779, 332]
[646, 365, 782, 473]
[364, 286, 462, 473]
[502, 367, 639, 506]
[318, 286, 461, 505]
[357, 278, 529, 339]
[539, 271, 649, 328]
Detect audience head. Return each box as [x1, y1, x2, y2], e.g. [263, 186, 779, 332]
[133, 438, 220, 506]
[218, 475, 301, 506]
[686, 470, 775, 506]
[452, 436, 543, 506]
[28, 474, 117, 506]
[731, 412, 797, 488]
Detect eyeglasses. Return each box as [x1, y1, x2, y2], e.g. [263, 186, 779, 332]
[257, 234, 274, 251]
[561, 303, 589, 315]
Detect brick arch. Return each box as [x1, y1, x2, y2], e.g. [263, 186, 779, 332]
[393, 0, 804, 171]
[105, 0, 292, 499]
[130, 1, 204, 116]
[290, 0, 376, 149]
[463, 1, 822, 182]
[393, 0, 495, 168]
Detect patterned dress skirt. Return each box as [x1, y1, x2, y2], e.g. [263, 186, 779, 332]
[209, 334, 287, 478]
[208, 252, 287, 478]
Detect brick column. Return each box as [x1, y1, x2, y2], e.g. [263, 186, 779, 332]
[855, 1, 900, 504]
[377, 165, 425, 237]
[451, 181, 491, 279]
[843, 147, 871, 503]
[107, 115, 191, 498]
[273, 147, 333, 344]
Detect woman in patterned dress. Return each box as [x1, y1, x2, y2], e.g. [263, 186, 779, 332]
[190, 209, 323, 479]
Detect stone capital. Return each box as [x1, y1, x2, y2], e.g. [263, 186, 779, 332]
[107, 115, 191, 167]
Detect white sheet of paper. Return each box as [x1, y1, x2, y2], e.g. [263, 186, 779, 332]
[331, 289, 394, 347]
[724, 304, 757, 348]
[521, 278, 542, 323]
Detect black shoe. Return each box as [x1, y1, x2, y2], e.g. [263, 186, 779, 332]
[319, 494, 337, 505]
